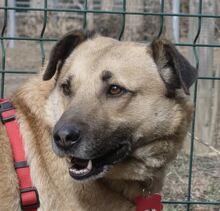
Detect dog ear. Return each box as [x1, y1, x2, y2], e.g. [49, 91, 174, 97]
[150, 38, 198, 96]
[43, 30, 91, 81]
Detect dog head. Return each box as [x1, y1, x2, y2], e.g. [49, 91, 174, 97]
[43, 31, 197, 181]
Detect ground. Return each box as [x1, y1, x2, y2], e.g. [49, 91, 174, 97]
[163, 153, 220, 211]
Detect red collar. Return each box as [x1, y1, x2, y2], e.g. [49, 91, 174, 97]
[0, 99, 40, 211]
[136, 193, 163, 211]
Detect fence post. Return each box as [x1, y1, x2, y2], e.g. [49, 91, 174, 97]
[123, 0, 144, 40]
[164, 0, 173, 40]
[8, 0, 16, 48]
[87, 0, 94, 31]
[188, 0, 216, 154]
[172, 0, 180, 42]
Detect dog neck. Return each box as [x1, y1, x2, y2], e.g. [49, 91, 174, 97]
[100, 178, 155, 202]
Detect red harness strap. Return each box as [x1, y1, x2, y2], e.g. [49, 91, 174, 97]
[0, 99, 40, 211]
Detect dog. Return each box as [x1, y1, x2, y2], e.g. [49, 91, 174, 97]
[0, 31, 197, 211]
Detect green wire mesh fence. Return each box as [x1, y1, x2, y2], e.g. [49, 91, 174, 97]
[0, 0, 220, 210]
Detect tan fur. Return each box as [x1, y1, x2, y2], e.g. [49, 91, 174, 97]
[0, 36, 193, 211]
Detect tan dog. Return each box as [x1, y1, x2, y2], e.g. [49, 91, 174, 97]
[0, 31, 197, 211]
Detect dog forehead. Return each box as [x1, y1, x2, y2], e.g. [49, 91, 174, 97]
[69, 36, 160, 77]
[59, 37, 165, 93]
[71, 36, 119, 61]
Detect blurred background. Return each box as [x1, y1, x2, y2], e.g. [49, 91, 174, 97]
[0, 0, 220, 210]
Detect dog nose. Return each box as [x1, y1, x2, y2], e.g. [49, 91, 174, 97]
[53, 126, 81, 149]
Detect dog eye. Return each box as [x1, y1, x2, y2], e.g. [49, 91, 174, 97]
[60, 81, 71, 96]
[108, 85, 125, 96]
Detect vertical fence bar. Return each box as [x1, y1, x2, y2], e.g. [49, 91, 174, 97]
[157, 0, 165, 37]
[0, 0, 8, 98]
[118, 0, 126, 40]
[187, 1, 202, 210]
[40, 0, 48, 65]
[83, 0, 88, 31]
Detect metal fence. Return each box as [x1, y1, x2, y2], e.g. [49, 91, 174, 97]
[0, 0, 220, 210]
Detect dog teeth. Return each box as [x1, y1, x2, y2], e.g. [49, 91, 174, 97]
[70, 168, 90, 175]
[87, 160, 92, 171]
[69, 160, 93, 176]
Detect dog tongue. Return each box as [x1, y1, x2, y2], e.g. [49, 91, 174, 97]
[72, 158, 90, 170]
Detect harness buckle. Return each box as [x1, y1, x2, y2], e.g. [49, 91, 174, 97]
[0, 101, 15, 123]
[20, 187, 40, 210]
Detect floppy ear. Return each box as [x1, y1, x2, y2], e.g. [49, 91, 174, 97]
[43, 30, 88, 81]
[150, 38, 198, 96]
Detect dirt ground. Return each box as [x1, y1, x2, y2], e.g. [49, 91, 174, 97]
[163, 153, 220, 211]
[1, 41, 220, 211]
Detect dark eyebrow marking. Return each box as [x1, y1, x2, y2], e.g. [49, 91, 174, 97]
[65, 75, 73, 84]
[101, 70, 112, 82]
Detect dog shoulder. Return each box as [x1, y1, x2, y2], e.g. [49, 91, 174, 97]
[0, 125, 21, 211]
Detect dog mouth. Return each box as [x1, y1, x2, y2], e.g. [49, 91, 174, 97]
[67, 144, 130, 181]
